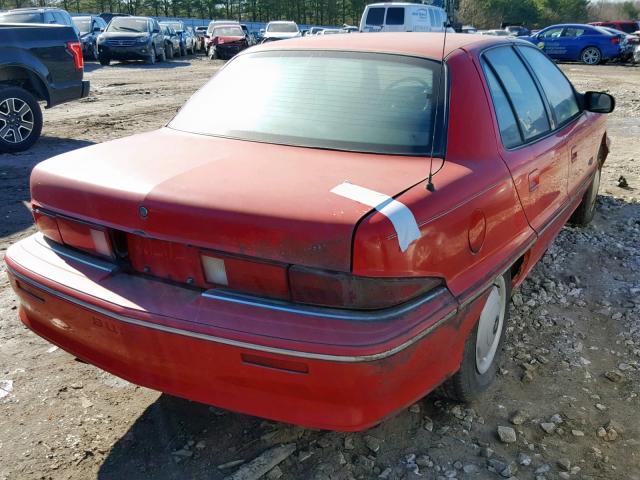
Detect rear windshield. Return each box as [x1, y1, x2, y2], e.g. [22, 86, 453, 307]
[267, 23, 297, 32]
[0, 12, 44, 23]
[169, 51, 444, 155]
[107, 18, 149, 33]
[213, 26, 243, 36]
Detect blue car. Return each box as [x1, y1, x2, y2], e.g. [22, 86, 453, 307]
[523, 23, 623, 65]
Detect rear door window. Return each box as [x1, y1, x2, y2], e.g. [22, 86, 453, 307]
[482, 65, 521, 148]
[365, 7, 385, 26]
[385, 7, 404, 26]
[484, 46, 550, 142]
[517, 46, 579, 126]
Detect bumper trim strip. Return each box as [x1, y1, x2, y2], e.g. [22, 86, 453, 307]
[8, 266, 457, 363]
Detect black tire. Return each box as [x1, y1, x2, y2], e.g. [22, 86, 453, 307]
[570, 167, 601, 226]
[581, 46, 602, 65]
[99, 56, 110, 66]
[0, 86, 43, 153]
[91, 43, 99, 61]
[146, 48, 156, 65]
[166, 44, 174, 60]
[441, 270, 512, 402]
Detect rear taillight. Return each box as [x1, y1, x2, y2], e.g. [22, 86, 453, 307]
[66, 41, 84, 71]
[200, 252, 289, 300]
[33, 208, 114, 259]
[611, 36, 621, 45]
[288, 266, 441, 310]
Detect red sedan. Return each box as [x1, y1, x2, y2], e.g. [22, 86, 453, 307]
[6, 33, 614, 431]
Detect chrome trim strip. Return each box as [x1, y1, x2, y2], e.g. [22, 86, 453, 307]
[33, 233, 117, 273]
[8, 267, 457, 363]
[202, 287, 450, 322]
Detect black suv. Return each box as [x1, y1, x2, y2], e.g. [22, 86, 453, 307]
[97, 16, 165, 65]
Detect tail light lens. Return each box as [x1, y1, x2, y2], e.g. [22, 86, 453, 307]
[66, 41, 84, 71]
[200, 252, 289, 300]
[288, 266, 441, 310]
[33, 208, 114, 260]
[611, 36, 620, 45]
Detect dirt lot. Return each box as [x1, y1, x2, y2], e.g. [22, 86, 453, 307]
[0, 56, 639, 480]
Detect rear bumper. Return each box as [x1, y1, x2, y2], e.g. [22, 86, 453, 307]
[5, 234, 483, 431]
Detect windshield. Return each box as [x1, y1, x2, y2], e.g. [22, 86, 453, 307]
[213, 26, 243, 36]
[73, 17, 91, 34]
[169, 51, 443, 155]
[0, 12, 43, 23]
[107, 18, 149, 33]
[267, 23, 298, 33]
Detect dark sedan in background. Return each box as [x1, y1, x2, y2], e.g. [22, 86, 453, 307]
[73, 15, 107, 60]
[97, 16, 166, 65]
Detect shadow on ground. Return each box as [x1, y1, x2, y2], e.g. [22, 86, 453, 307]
[97, 394, 267, 480]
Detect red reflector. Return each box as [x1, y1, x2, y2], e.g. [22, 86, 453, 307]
[289, 266, 441, 310]
[66, 41, 84, 71]
[56, 217, 114, 259]
[611, 37, 620, 44]
[33, 209, 63, 243]
[241, 354, 309, 374]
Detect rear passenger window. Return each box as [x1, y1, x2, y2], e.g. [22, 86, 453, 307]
[483, 65, 522, 148]
[517, 46, 579, 126]
[385, 8, 404, 25]
[484, 46, 550, 142]
[366, 8, 385, 26]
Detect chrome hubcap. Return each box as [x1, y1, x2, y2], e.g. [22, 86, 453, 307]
[475, 276, 506, 375]
[0, 97, 34, 144]
[583, 48, 599, 64]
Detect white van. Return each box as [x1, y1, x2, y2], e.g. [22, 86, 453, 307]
[359, 2, 449, 33]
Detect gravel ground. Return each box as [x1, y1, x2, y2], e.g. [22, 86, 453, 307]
[0, 56, 639, 480]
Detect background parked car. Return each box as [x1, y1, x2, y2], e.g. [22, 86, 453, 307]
[359, 3, 449, 33]
[160, 20, 195, 55]
[160, 23, 181, 59]
[523, 23, 624, 65]
[479, 29, 512, 36]
[207, 24, 248, 59]
[73, 15, 107, 61]
[504, 24, 530, 36]
[589, 20, 640, 35]
[0, 7, 79, 37]
[0, 23, 88, 152]
[599, 26, 639, 61]
[97, 16, 166, 65]
[240, 24, 255, 45]
[194, 25, 207, 51]
[262, 20, 300, 41]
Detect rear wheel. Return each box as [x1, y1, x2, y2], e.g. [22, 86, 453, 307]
[166, 44, 174, 59]
[570, 167, 601, 226]
[441, 271, 511, 402]
[581, 46, 601, 65]
[0, 87, 43, 153]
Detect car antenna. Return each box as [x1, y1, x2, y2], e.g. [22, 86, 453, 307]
[426, 19, 450, 193]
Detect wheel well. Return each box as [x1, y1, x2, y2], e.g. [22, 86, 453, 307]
[598, 133, 609, 167]
[509, 254, 526, 286]
[0, 66, 49, 104]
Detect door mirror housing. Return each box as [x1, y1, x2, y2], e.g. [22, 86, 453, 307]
[583, 91, 615, 114]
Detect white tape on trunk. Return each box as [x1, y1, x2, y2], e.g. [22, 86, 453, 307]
[331, 182, 421, 252]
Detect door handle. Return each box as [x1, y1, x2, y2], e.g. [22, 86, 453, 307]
[528, 169, 540, 192]
[570, 147, 578, 163]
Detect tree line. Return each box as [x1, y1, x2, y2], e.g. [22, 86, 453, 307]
[1, 0, 639, 29]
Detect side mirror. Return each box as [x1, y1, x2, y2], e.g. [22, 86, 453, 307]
[583, 91, 615, 114]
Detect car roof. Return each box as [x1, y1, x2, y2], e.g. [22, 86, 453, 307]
[365, 2, 442, 7]
[268, 20, 296, 24]
[251, 32, 517, 60]
[4, 7, 64, 12]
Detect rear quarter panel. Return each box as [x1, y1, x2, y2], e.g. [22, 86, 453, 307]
[352, 48, 535, 300]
